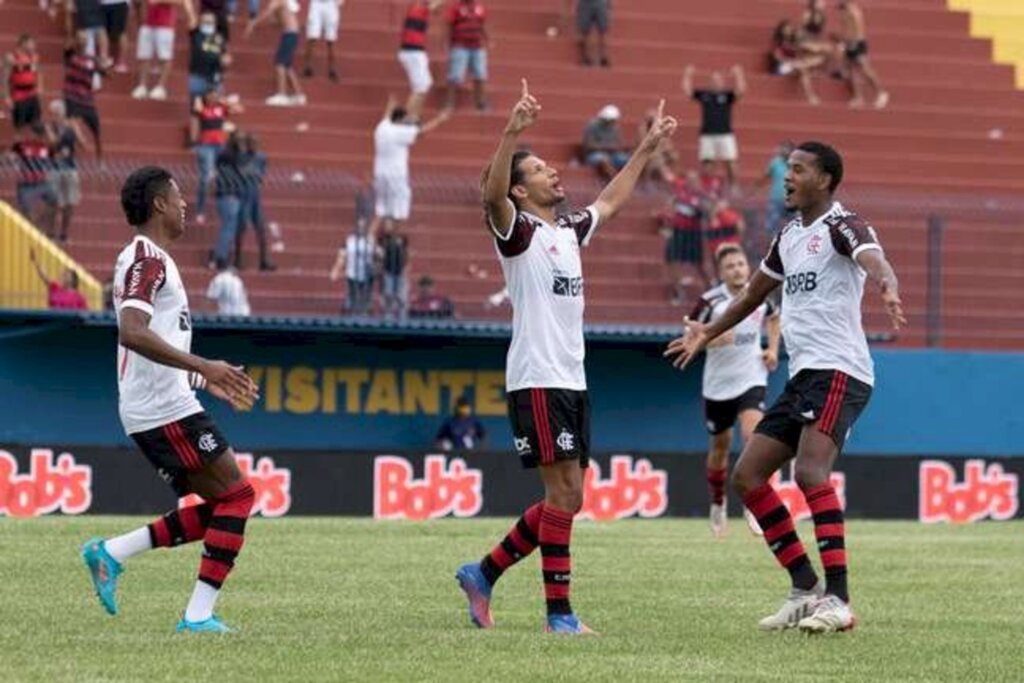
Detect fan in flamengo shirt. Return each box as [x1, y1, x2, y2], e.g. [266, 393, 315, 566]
[79, 166, 261, 635]
[666, 141, 906, 634]
[453, 79, 678, 635]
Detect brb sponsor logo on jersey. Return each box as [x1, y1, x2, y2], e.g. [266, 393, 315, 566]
[578, 455, 668, 522]
[179, 453, 292, 517]
[919, 459, 1019, 524]
[552, 268, 583, 298]
[0, 448, 92, 518]
[374, 454, 482, 520]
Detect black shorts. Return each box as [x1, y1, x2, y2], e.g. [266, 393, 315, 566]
[131, 411, 230, 496]
[103, 2, 129, 41]
[665, 228, 702, 264]
[755, 369, 871, 453]
[577, 0, 609, 35]
[845, 40, 869, 61]
[275, 31, 299, 67]
[704, 385, 766, 435]
[507, 388, 590, 469]
[66, 100, 101, 139]
[12, 97, 41, 130]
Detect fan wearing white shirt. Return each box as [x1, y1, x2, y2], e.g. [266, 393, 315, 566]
[368, 95, 449, 237]
[206, 261, 251, 316]
[454, 79, 678, 635]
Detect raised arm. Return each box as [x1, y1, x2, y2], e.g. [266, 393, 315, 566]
[418, 107, 451, 135]
[857, 249, 906, 330]
[184, 0, 198, 30]
[482, 78, 539, 234]
[681, 65, 696, 98]
[29, 250, 49, 286]
[591, 99, 677, 222]
[732, 64, 747, 98]
[664, 269, 779, 370]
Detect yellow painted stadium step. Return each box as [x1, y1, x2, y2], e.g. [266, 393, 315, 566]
[948, 0, 1024, 87]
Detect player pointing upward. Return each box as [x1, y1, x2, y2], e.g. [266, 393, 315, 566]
[81, 166, 260, 634]
[666, 141, 905, 633]
[456, 80, 677, 634]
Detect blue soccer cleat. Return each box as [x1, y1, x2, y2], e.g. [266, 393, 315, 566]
[545, 613, 596, 635]
[455, 562, 494, 629]
[81, 537, 123, 616]
[176, 615, 234, 634]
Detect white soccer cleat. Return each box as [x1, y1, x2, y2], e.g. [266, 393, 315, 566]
[744, 508, 763, 536]
[131, 84, 148, 99]
[758, 583, 824, 631]
[709, 503, 727, 538]
[148, 85, 168, 101]
[798, 594, 856, 633]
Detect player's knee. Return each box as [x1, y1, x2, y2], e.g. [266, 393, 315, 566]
[793, 461, 827, 491]
[545, 479, 584, 514]
[730, 465, 760, 497]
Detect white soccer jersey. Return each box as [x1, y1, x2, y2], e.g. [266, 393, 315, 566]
[694, 283, 776, 401]
[759, 201, 881, 386]
[113, 235, 203, 434]
[490, 200, 601, 391]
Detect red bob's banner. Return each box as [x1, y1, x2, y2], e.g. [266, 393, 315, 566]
[0, 446, 1022, 522]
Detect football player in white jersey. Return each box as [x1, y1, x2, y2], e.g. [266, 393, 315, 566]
[691, 243, 780, 538]
[456, 80, 677, 634]
[81, 166, 260, 634]
[666, 142, 905, 633]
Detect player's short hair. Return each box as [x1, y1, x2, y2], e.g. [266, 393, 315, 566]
[121, 166, 174, 227]
[507, 150, 532, 204]
[796, 141, 843, 193]
[390, 107, 408, 123]
[715, 243, 746, 266]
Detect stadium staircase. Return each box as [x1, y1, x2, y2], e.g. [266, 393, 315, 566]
[3, 0, 1024, 348]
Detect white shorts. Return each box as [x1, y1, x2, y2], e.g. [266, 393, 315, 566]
[307, 1, 340, 41]
[698, 134, 739, 162]
[374, 174, 412, 220]
[137, 26, 175, 61]
[398, 49, 432, 95]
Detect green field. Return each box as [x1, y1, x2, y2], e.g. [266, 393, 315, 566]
[1, 517, 1021, 682]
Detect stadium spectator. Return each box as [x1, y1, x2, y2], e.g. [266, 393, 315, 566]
[9, 126, 57, 237]
[753, 142, 792, 236]
[210, 133, 246, 267]
[369, 96, 449, 237]
[444, 0, 489, 112]
[45, 100, 87, 243]
[378, 220, 410, 320]
[66, 0, 111, 70]
[227, 0, 260, 20]
[658, 170, 707, 305]
[63, 35, 103, 161]
[101, 0, 130, 72]
[397, 0, 445, 121]
[329, 221, 375, 315]
[769, 20, 826, 106]
[206, 260, 251, 315]
[839, 0, 889, 109]
[699, 159, 726, 201]
[705, 196, 744, 257]
[409, 275, 454, 319]
[200, 0, 231, 43]
[802, 0, 826, 39]
[190, 89, 242, 224]
[4, 34, 43, 139]
[187, 9, 230, 108]
[582, 104, 630, 181]
[235, 132, 276, 270]
[576, 0, 610, 67]
[435, 396, 486, 450]
[133, 0, 192, 100]
[303, 0, 344, 81]
[682, 64, 745, 189]
[29, 250, 88, 309]
[639, 105, 678, 185]
[246, 0, 306, 106]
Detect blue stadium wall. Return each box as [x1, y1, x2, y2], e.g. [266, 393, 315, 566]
[1, 312, 1022, 457]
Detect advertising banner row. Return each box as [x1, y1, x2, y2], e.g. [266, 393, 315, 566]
[0, 446, 1019, 523]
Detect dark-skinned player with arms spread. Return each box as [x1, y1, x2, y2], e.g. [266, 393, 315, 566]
[665, 142, 905, 633]
[456, 80, 677, 634]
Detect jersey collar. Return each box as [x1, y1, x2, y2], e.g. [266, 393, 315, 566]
[796, 201, 844, 230]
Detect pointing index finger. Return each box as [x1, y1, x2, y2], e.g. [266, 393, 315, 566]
[656, 98, 665, 121]
[521, 78, 529, 99]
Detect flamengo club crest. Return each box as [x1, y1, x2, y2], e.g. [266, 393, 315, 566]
[807, 233, 823, 255]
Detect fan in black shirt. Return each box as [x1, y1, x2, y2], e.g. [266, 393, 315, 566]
[682, 64, 746, 189]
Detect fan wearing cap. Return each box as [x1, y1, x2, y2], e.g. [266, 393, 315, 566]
[581, 104, 630, 181]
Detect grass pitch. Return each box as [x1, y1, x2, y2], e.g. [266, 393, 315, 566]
[1, 517, 1020, 682]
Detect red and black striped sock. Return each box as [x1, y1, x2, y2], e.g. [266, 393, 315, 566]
[539, 505, 574, 616]
[198, 480, 255, 589]
[802, 482, 848, 602]
[707, 466, 728, 506]
[743, 482, 819, 591]
[147, 503, 213, 548]
[479, 501, 544, 585]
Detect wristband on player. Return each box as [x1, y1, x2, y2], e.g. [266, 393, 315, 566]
[188, 371, 208, 390]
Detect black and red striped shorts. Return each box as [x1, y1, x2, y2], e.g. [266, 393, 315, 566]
[507, 388, 591, 469]
[131, 411, 230, 496]
[755, 369, 871, 453]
